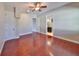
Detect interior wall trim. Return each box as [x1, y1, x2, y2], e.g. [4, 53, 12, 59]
[0, 36, 20, 54]
[54, 36, 79, 44]
[19, 32, 33, 36]
[0, 40, 6, 55]
[5, 36, 20, 41]
[37, 32, 79, 44]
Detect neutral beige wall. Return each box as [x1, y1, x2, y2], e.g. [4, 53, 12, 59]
[38, 3, 79, 43]
[37, 15, 46, 34]
[0, 3, 5, 53]
[46, 3, 79, 36]
[18, 13, 33, 35]
[0, 3, 18, 53]
[0, 4, 37, 53]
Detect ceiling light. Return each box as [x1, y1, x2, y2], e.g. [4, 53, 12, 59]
[26, 9, 30, 13]
[28, 2, 47, 12]
[35, 7, 40, 11]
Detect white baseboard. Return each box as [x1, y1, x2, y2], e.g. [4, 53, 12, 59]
[0, 40, 6, 55]
[54, 36, 79, 44]
[0, 36, 20, 54]
[38, 32, 79, 44]
[15, 36, 20, 39]
[19, 32, 32, 36]
[0, 50, 1, 55]
[37, 32, 47, 35]
[5, 32, 33, 40]
[5, 36, 20, 41]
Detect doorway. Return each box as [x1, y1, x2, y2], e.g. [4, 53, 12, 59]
[46, 17, 53, 36]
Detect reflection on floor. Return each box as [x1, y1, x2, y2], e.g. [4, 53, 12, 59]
[1, 32, 79, 56]
[47, 32, 53, 36]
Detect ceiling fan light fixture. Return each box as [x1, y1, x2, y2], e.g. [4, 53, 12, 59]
[35, 7, 40, 11]
[28, 2, 47, 12]
[29, 2, 47, 12]
[26, 9, 30, 13]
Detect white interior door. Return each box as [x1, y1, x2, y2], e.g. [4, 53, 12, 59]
[32, 18, 37, 32]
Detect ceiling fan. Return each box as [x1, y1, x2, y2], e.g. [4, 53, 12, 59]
[28, 2, 47, 12]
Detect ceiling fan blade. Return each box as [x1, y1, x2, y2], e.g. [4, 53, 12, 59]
[29, 6, 35, 8]
[40, 6, 47, 8]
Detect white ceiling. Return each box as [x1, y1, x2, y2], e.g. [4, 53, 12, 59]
[3, 2, 70, 14]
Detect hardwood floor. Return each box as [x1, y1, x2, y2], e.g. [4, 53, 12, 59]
[1, 32, 79, 56]
[53, 37, 79, 56]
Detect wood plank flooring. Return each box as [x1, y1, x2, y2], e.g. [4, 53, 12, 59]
[1, 32, 79, 56]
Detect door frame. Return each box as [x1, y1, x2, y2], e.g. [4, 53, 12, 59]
[46, 16, 53, 36]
